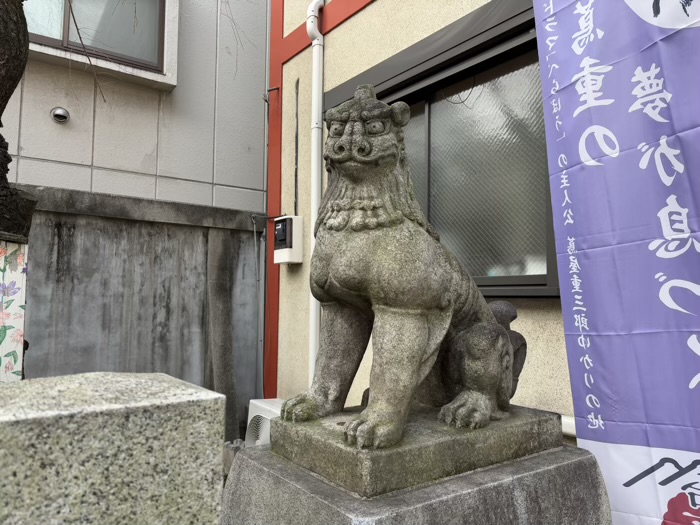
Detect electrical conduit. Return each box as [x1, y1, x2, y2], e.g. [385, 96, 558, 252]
[307, 0, 324, 386]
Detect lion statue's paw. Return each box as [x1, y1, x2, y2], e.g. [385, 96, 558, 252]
[281, 392, 337, 423]
[344, 409, 404, 449]
[438, 390, 495, 430]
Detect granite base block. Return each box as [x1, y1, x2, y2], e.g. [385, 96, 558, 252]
[271, 405, 562, 497]
[222, 445, 612, 525]
[0, 372, 225, 525]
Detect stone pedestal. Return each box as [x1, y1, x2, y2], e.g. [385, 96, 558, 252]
[223, 445, 611, 525]
[271, 405, 562, 498]
[222, 406, 612, 525]
[0, 372, 225, 525]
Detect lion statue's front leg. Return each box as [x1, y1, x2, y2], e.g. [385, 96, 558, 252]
[282, 302, 372, 423]
[344, 307, 438, 449]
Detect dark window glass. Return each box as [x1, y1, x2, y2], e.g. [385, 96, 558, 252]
[402, 50, 548, 279]
[69, 0, 162, 67]
[404, 101, 428, 215]
[26, 0, 164, 71]
[431, 50, 547, 278]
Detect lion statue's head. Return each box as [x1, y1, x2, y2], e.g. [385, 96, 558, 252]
[316, 85, 437, 239]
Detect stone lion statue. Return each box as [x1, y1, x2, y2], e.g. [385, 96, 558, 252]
[282, 85, 527, 449]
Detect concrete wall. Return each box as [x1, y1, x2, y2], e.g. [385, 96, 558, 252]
[3, 0, 268, 211]
[22, 188, 262, 433]
[277, 0, 574, 417]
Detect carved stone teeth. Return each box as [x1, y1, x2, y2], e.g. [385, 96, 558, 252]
[375, 208, 390, 227]
[349, 212, 364, 231]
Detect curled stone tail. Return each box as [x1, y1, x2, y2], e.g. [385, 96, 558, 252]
[489, 300, 528, 399]
[508, 331, 527, 398]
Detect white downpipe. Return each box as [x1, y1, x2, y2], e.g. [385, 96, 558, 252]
[307, 0, 324, 386]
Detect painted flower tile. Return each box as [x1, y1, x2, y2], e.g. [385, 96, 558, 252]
[0, 241, 27, 382]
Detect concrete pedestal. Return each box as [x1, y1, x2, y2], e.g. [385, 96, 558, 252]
[222, 445, 612, 525]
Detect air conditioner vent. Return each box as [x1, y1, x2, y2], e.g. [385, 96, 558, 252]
[245, 398, 283, 447]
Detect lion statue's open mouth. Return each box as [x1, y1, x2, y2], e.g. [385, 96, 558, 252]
[282, 85, 527, 450]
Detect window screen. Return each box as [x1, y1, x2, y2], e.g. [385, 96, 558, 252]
[68, 0, 162, 66]
[403, 50, 549, 279]
[26, 0, 164, 71]
[25, 0, 65, 40]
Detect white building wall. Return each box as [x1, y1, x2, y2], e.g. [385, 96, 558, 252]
[4, 0, 268, 213]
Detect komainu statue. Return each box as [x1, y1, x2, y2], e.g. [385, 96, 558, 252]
[282, 85, 527, 449]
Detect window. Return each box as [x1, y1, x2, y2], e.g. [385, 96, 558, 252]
[25, 0, 165, 72]
[400, 49, 552, 290]
[371, 44, 558, 295]
[323, 1, 556, 295]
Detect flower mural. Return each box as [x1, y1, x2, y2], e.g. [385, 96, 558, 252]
[0, 241, 27, 382]
[10, 329, 23, 345]
[0, 281, 20, 297]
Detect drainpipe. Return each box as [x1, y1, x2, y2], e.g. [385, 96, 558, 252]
[307, 0, 324, 386]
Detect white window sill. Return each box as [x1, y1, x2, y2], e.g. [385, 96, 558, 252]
[29, 44, 176, 92]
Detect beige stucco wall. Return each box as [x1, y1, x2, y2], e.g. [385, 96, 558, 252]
[324, 0, 491, 90]
[278, 48, 314, 398]
[277, 0, 574, 418]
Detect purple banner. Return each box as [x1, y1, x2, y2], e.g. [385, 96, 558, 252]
[534, 0, 700, 522]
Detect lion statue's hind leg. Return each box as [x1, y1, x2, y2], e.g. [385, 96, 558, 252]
[438, 322, 514, 429]
[439, 390, 496, 429]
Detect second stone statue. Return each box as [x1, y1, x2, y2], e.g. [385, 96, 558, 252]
[281, 84, 527, 449]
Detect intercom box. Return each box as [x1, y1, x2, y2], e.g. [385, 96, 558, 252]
[273, 216, 303, 264]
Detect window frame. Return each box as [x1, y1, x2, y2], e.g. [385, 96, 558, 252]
[28, 0, 167, 73]
[323, 0, 560, 297]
